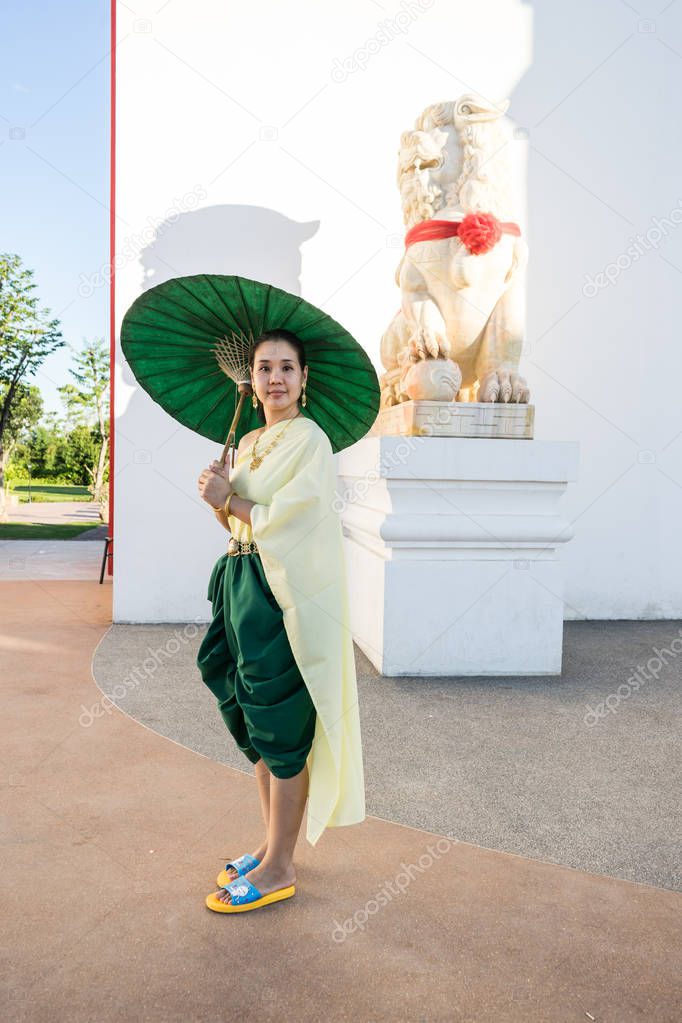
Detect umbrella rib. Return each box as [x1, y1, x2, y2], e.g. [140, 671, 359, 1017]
[272, 296, 302, 332]
[123, 301, 226, 337]
[308, 371, 377, 395]
[124, 304, 228, 341]
[306, 390, 356, 449]
[311, 372, 379, 434]
[285, 302, 349, 337]
[233, 276, 256, 338]
[260, 284, 272, 332]
[122, 337, 218, 355]
[300, 359, 379, 385]
[298, 337, 353, 350]
[323, 406, 355, 450]
[128, 295, 227, 338]
[318, 377, 380, 402]
[259, 278, 296, 333]
[170, 372, 229, 421]
[288, 309, 334, 334]
[135, 365, 227, 396]
[121, 343, 217, 360]
[168, 277, 242, 335]
[201, 275, 249, 336]
[191, 379, 237, 431]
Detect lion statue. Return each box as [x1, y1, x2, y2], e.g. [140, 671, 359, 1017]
[380, 93, 530, 409]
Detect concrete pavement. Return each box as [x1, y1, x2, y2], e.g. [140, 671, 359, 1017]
[1, 578, 680, 1021]
[5, 499, 101, 525]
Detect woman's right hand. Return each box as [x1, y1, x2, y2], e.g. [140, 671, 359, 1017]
[197, 464, 232, 509]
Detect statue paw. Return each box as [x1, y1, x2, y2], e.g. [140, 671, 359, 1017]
[412, 326, 449, 361]
[478, 369, 530, 403]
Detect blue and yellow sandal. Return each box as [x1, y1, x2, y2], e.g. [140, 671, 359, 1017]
[206, 875, 296, 914]
[216, 853, 261, 888]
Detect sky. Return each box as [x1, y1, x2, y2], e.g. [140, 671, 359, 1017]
[0, 1, 109, 417]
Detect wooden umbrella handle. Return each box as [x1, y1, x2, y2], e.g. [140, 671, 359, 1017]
[218, 384, 250, 469]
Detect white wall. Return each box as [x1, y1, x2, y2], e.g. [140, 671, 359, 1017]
[114, 0, 682, 622]
[512, 2, 682, 618]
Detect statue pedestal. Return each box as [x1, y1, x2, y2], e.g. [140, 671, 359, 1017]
[336, 434, 579, 676]
[371, 399, 535, 438]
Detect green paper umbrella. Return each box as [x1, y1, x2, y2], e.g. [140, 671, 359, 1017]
[120, 273, 380, 465]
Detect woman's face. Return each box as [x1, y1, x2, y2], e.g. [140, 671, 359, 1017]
[251, 340, 307, 414]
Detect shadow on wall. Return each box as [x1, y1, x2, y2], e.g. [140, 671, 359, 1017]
[122, 201, 320, 414]
[137, 204, 319, 294]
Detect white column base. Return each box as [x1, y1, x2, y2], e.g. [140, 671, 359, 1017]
[336, 435, 580, 676]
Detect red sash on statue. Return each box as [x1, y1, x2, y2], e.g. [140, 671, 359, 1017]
[404, 212, 521, 255]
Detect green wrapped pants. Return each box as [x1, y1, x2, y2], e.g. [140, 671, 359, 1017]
[196, 550, 317, 778]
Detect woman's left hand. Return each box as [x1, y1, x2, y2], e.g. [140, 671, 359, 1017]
[197, 460, 233, 510]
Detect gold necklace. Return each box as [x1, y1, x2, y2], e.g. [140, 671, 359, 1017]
[249, 412, 301, 472]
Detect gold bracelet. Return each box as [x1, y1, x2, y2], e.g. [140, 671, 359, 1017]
[224, 492, 234, 518]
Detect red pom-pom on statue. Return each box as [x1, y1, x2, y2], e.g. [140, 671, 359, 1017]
[403, 212, 520, 253]
[457, 211, 503, 255]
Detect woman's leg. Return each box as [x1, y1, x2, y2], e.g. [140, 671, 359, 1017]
[254, 756, 272, 835]
[217, 554, 314, 900]
[216, 761, 309, 902]
[220, 756, 272, 883]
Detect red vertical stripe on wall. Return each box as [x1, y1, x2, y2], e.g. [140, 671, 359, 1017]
[108, 0, 116, 575]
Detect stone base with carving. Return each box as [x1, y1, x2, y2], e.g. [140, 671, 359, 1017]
[370, 400, 535, 439]
[336, 433, 578, 676]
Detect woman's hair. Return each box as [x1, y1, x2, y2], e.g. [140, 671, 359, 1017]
[248, 329, 307, 423]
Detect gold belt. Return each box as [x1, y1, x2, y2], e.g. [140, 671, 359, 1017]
[227, 537, 259, 556]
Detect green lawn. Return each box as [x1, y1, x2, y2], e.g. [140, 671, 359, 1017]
[10, 483, 93, 503]
[0, 523, 102, 540]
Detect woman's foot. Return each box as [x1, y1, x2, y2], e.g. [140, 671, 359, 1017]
[215, 859, 296, 904]
[221, 841, 268, 883]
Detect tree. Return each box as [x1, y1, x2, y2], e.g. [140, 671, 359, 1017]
[9, 414, 103, 487]
[0, 381, 43, 479]
[23, 412, 67, 479]
[0, 253, 63, 519]
[58, 337, 109, 503]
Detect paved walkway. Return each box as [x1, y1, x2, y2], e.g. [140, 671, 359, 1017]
[94, 619, 682, 892]
[2, 579, 679, 1021]
[5, 499, 101, 525]
[0, 501, 109, 580]
[0, 540, 106, 580]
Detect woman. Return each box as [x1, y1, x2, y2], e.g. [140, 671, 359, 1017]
[196, 328, 365, 913]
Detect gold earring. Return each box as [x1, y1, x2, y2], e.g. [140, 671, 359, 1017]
[301, 383, 307, 407]
[251, 392, 258, 409]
